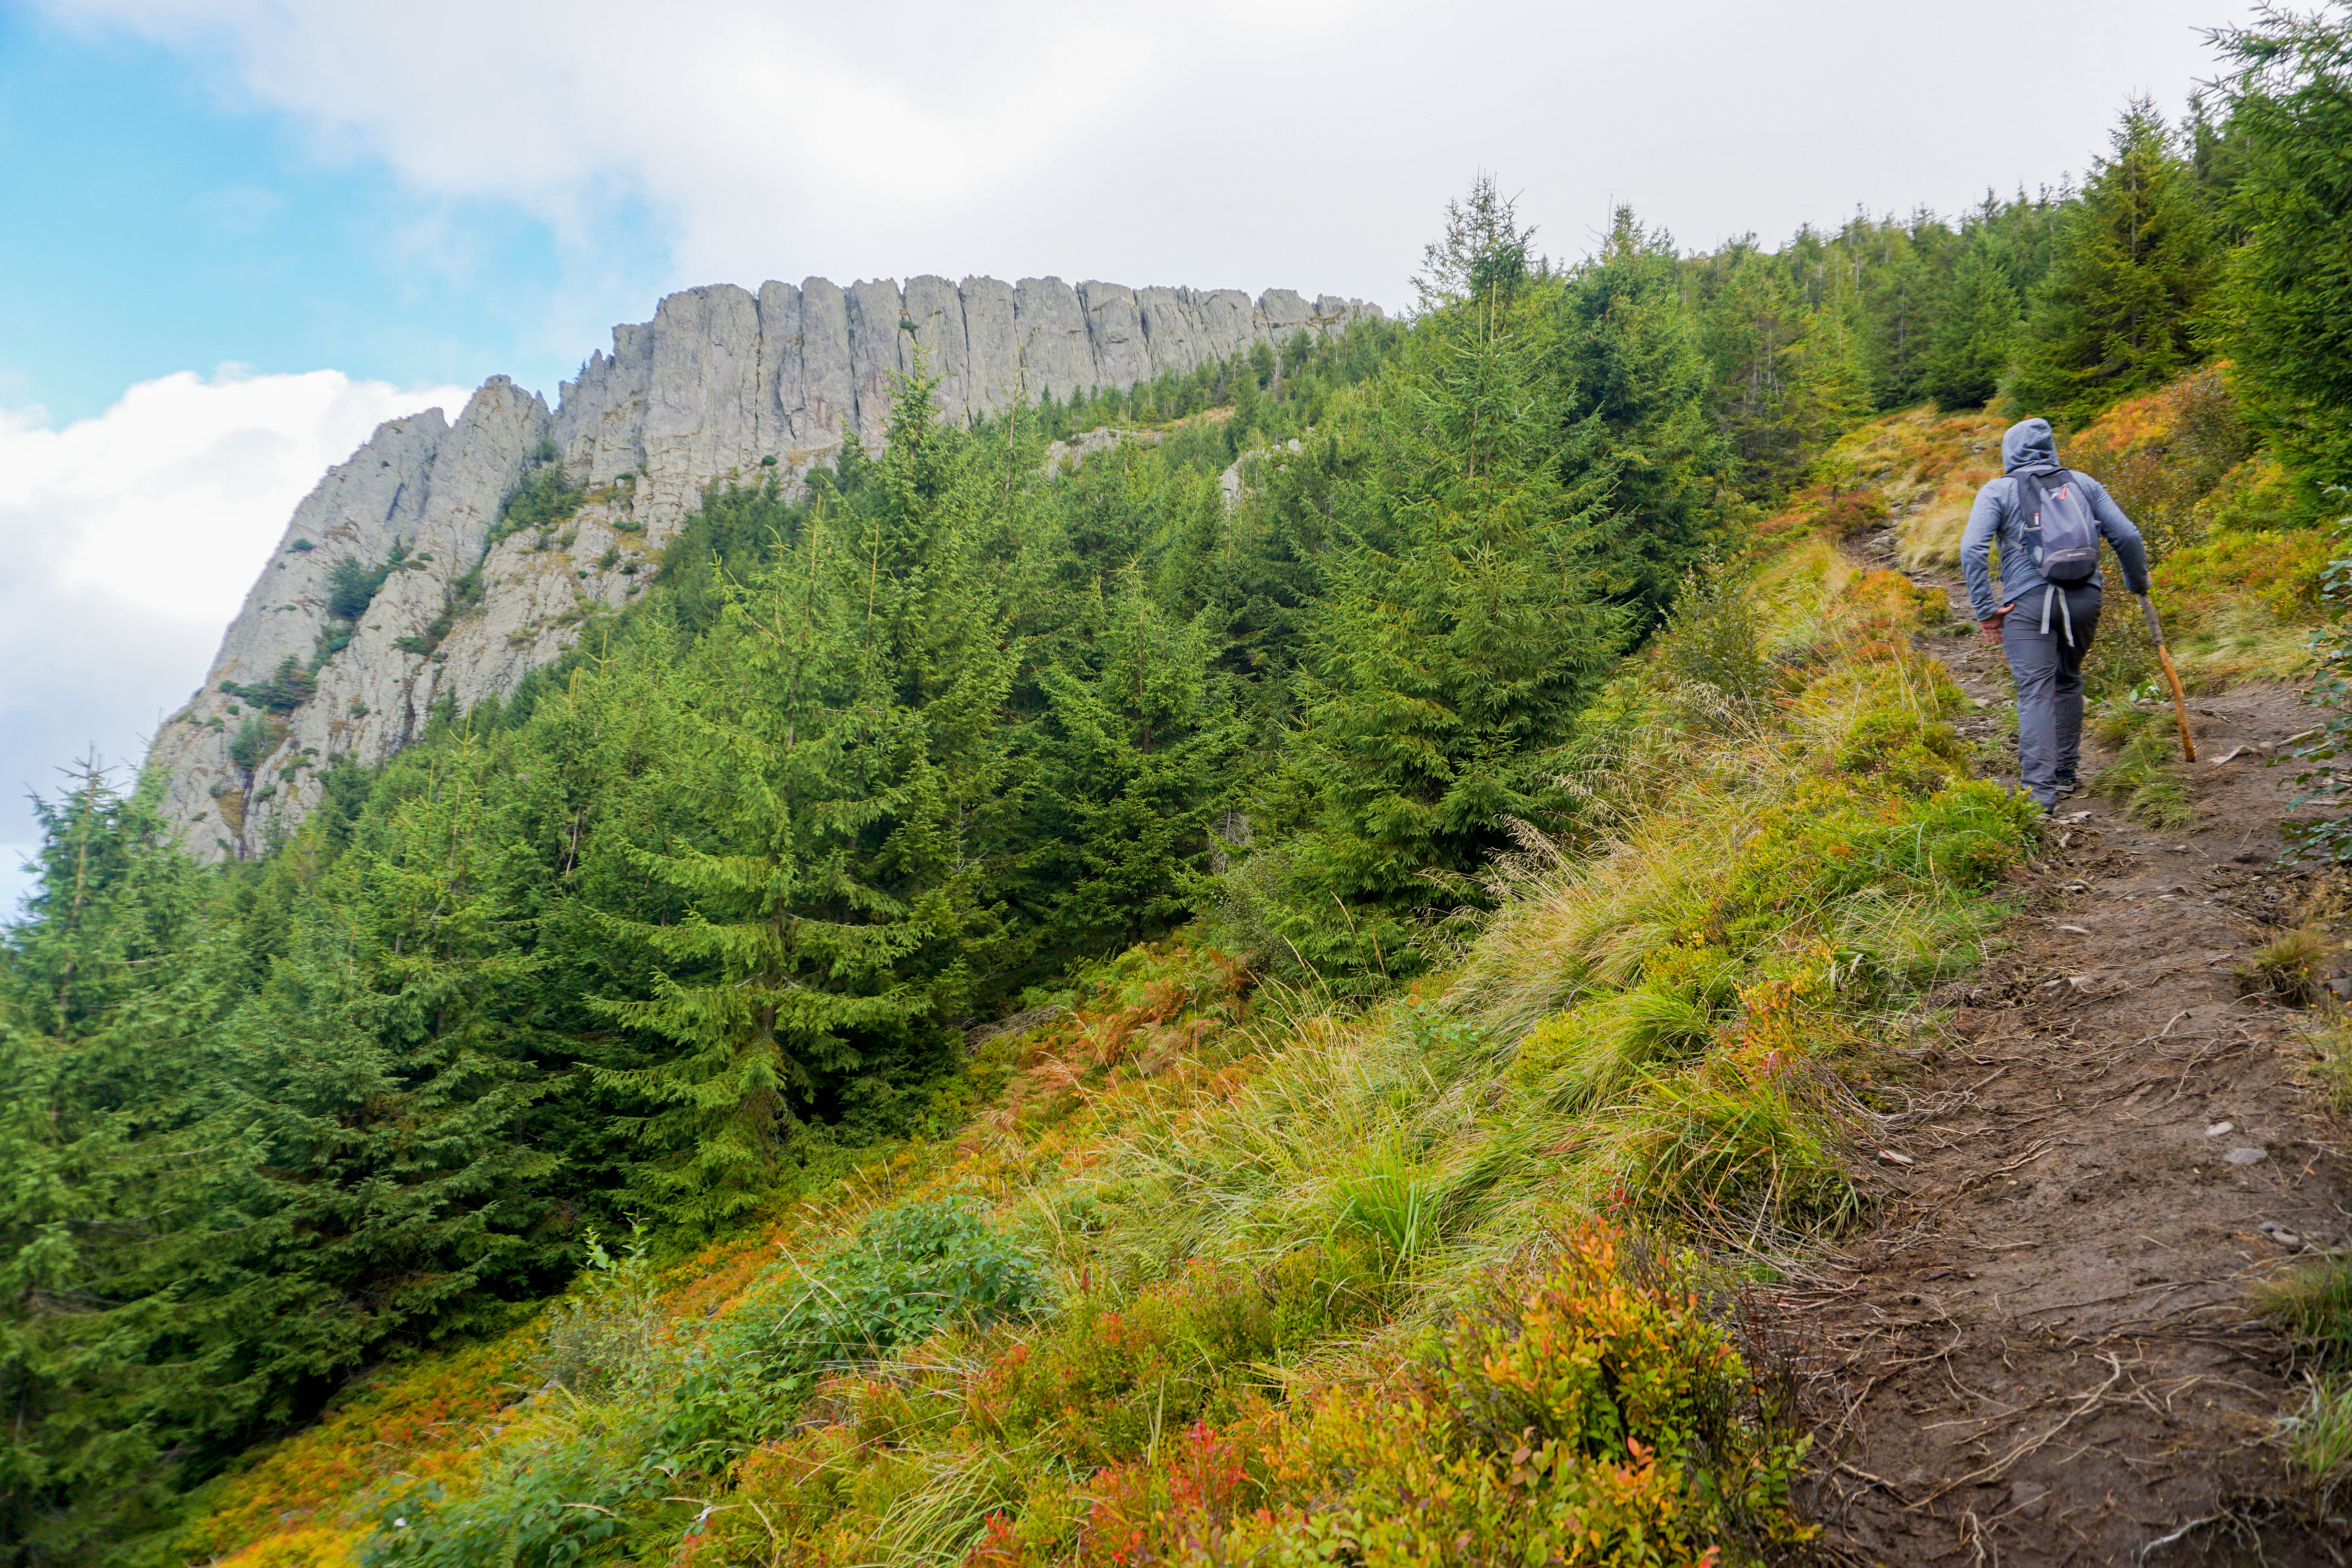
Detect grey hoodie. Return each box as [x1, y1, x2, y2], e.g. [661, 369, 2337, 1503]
[1960, 417, 2150, 623]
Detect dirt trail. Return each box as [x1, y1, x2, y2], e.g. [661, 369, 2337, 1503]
[1795, 534, 2352, 1565]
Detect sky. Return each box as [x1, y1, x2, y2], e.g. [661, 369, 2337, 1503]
[0, 0, 2258, 911]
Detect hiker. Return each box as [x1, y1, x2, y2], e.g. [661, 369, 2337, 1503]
[1961, 416, 2151, 813]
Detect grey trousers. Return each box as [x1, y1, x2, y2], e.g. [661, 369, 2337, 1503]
[2001, 581, 2102, 807]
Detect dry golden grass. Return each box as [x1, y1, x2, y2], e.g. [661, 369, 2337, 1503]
[1813, 405, 2007, 571]
[1823, 380, 2327, 697]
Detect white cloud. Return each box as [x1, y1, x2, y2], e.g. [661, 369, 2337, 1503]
[38, 0, 2252, 314]
[0, 367, 469, 915]
[0, 0, 2263, 918]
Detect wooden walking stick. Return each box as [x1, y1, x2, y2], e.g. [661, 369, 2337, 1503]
[2138, 593, 2196, 762]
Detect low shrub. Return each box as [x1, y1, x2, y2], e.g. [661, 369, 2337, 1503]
[1759, 481, 1889, 542]
[1653, 567, 1780, 731]
[228, 713, 286, 773]
[220, 656, 319, 716]
[687, 1243, 1385, 1565]
[494, 461, 585, 544]
[2154, 527, 2333, 624]
[326, 555, 392, 622]
[971, 1225, 1815, 1568]
[360, 1403, 681, 1568]
[530, 1228, 667, 1399]
[666, 1199, 1048, 1452]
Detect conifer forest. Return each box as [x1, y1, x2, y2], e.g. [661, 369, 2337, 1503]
[6, 8, 2352, 1564]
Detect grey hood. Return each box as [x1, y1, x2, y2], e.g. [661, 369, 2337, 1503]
[2003, 417, 2062, 476]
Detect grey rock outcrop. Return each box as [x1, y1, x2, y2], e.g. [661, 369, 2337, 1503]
[149, 275, 1380, 857]
[1220, 437, 1306, 507]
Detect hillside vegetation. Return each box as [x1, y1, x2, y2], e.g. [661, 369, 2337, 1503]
[171, 528, 2032, 1568]
[6, 8, 2352, 1561]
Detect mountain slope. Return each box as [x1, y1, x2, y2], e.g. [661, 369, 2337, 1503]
[150, 495, 2046, 1566]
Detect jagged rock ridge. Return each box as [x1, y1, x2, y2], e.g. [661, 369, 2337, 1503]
[148, 276, 1379, 859]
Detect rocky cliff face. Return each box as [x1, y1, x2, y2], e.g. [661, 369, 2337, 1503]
[148, 276, 1378, 858]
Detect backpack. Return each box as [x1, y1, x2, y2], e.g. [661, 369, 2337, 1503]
[2017, 470, 2101, 583]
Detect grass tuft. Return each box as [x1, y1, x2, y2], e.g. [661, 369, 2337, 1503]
[2238, 926, 2334, 1006]
[2261, 1255, 2352, 1366]
[2263, 1254, 2352, 1502]
[2310, 1013, 2352, 1115]
[2283, 1373, 2352, 1501]
[2093, 712, 2197, 828]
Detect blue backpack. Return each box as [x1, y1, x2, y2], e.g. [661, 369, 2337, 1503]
[2017, 470, 2101, 583]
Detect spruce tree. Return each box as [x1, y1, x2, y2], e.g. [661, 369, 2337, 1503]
[2007, 101, 2214, 424]
[1031, 575, 1244, 955]
[588, 523, 925, 1229]
[0, 766, 237, 1555]
[1550, 208, 1733, 622]
[190, 736, 556, 1418]
[1855, 214, 1953, 409]
[1690, 238, 1819, 488]
[1919, 240, 2022, 409]
[2209, 5, 2352, 503]
[590, 373, 1016, 1221]
[1416, 172, 1536, 312]
[1274, 221, 1626, 974]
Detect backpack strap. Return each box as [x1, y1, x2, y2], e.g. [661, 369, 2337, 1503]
[2014, 470, 2046, 527]
[2013, 468, 2073, 521]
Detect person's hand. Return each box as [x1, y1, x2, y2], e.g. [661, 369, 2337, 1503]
[1978, 605, 2011, 646]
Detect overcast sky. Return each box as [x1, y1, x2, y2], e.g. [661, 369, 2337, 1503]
[0, 0, 2258, 911]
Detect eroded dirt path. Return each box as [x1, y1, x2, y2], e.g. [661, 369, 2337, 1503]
[1795, 538, 2352, 1565]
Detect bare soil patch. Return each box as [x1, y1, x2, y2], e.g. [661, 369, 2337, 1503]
[1793, 538, 2352, 1565]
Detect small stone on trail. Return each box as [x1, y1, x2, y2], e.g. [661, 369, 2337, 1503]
[2058, 924, 2091, 936]
[2206, 1121, 2234, 1136]
[2225, 1147, 2268, 1165]
[1878, 1149, 1916, 1167]
[2008, 1479, 2049, 1520]
[2060, 880, 2089, 893]
[2258, 1221, 2304, 1248]
[2065, 811, 2094, 822]
[2171, 844, 2191, 852]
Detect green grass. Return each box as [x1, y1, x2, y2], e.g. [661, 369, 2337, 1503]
[2285, 1373, 2352, 1501]
[2318, 1015, 2352, 1116]
[2263, 1254, 2352, 1367]
[2238, 926, 2334, 1005]
[2262, 1254, 2352, 1502]
[2090, 705, 2197, 828]
[174, 534, 2042, 1568]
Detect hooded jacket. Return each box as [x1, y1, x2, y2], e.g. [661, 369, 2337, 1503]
[1960, 417, 2150, 624]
